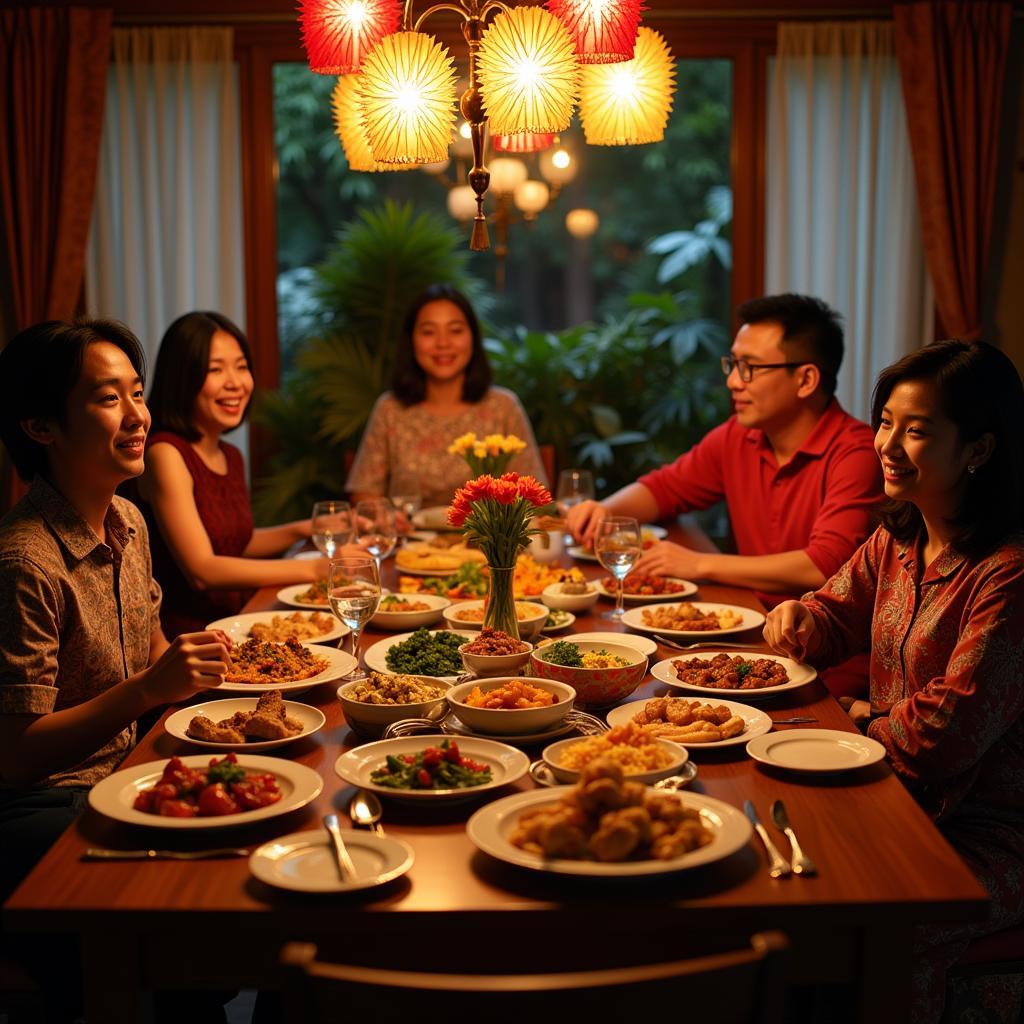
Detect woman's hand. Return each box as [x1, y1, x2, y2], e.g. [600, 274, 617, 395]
[763, 601, 818, 662]
[565, 500, 606, 548]
[136, 630, 232, 707]
[838, 696, 873, 728]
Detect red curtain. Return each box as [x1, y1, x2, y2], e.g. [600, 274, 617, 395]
[893, 0, 1012, 340]
[0, 6, 111, 508]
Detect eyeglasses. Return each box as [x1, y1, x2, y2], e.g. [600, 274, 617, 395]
[721, 355, 810, 383]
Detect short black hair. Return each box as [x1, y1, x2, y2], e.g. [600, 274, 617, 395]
[147, 311, 253, 440]
[0, 318, 146, 482]
[391, 284, 492, 406]
[736, 293, 844, 398]
[871, 339, 1024, 556]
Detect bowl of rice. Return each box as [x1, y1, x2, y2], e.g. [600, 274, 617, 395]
[542, 722, 688, 784]
[531, 640, 648, 708]
[446, 676, 575, 735]
[443, 600, 549, 642]
[337, 672, 451, 738]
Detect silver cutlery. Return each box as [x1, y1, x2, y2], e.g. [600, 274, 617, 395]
[654, 636, 756, 653]
[82, 847, 250, 861]
[772, 717, 818, 725]
[770, 799, 817, 876]
[349, 789, 385, 837]
[743, 800, 791, 878]
[323, 813, 357, 881]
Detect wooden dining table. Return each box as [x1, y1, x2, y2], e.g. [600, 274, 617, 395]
[3, 523, 988, 1023]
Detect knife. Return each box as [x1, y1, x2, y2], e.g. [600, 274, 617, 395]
[770, 799, 817, 876]
[82, 847, 250, 860]
[743, 800, 791, 878]
[323, 813, 357, 881]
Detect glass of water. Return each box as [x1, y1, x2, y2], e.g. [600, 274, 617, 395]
[555, 469, 595, 519]
[355, 498, 398, 572]
[594, 516, 642, 620]
[328, 556, 381, 680]
[311, 500, 352, 559]
[388, 470, 422, 539]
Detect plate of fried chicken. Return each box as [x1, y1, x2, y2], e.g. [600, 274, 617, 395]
[165, 690, 326, 751]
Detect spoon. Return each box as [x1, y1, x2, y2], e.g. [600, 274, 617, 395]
[349, 789, 385, 837]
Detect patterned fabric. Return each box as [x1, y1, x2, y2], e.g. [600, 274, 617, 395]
[0, 477, 162, 789]
[345, 386, 548, 508]
[139, 431, 254, 638]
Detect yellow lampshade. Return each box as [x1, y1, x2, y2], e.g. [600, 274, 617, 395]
[489, 157, 529, 195]
[566, 207, 599, 238]
[539, 144, 577, 186]
[514, 179, 550, 216]
[579, 27, 675, 146]
[358, 31, 458, 164]
[331, 74, 411, 172]
[477, 6, 579, 135]
[447, 184, 478, 221]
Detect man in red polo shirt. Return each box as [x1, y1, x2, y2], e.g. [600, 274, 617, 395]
[568, 293, 883, 606]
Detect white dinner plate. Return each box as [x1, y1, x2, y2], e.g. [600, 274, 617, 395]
[206, 610, 348, 645]
[164, 698, 326, 752]
[334, 735, 530, 802]
[276, 583, 331, 611]
[363, 629, 477, 681]
[412, 506, 457, 531]
[88, 754, 323, 829]
[249, 829, 414, 893]
[650, 652, 816, 699]
[621, 602, 766, 638]
[290, 550, 325, 561]
[746, 729, 887, 773]
[567, 525, 668, 563]
[564, 631, 659, 659]
[370, 593, 451, 630]
[467, 787, 751, 877]
[605, 697, 773, 750]
[212, 644, 358, 695]
[541, 610, 576, 633]
[406, 530, 437, 543]
[594, 577, 698, 602]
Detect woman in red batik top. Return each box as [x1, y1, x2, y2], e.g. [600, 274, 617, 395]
[765, 339, 1024, 1023]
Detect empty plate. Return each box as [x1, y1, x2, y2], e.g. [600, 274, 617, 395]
[745, 729, 887, 773]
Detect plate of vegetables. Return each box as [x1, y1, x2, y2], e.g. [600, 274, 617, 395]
[88, 752, 324, 829]
[363, 628, 477, 680]
[334, 735, 530, 802]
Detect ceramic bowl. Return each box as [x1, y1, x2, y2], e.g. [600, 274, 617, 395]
[337, 675, 451, 738]
[540, 581, 601, 613]
[442, 600, 549, 643]
[530, 640, 648, 708]
[446, 677, 575, 736]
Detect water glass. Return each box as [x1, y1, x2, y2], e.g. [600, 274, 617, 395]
[555, 469, 595, 519]
[388, 469, 422, 522]
[595, 516, 641, 619]
[311, 500, 353, 559]
[328, 556, 381, 680]
[355, 498, 398, 571]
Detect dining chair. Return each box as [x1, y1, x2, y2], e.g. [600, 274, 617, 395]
[280, 931, 790, 1024]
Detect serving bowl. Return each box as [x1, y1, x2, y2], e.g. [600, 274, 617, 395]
[442, 600, 549, 643]
[371, 592, 450, 630]
[541, 734, 687, 784]
[458, 639, 534, 678]
[530, 640, 648, 708]
[337, 676, 451, 738]
[541, 581, 600, 613]
[446, 677, 575, 736]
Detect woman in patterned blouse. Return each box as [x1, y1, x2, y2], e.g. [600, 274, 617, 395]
[765, 339, 1024, 1022]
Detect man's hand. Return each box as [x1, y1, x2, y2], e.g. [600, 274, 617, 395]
[763, 601, 818, 662]
[136, 630, 231, 707]
[565, 499, 607, 549]
[631, 541, 704, 580]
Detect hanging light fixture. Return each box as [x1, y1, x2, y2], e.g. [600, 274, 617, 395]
[546, 0, 642, 65]
[579, 26, 675, 146]
[332, 74, 412, 171]
[493, 132, 556, 154]
[566, 207, 600, 238]
[514, 179, 550, 219]
[359, 31, 458, 165]
[300, 0, 403, 74]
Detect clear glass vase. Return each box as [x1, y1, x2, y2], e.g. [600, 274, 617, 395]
[483, 565, 519, 640]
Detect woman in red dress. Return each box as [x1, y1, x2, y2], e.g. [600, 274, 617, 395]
[765, 339, 1024, 1022]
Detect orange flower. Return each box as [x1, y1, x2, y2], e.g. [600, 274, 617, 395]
[491, 478, 520, 505]
[514, 475, 553, 508]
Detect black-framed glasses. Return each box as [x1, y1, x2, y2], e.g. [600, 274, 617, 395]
[721, 355, 809, 383]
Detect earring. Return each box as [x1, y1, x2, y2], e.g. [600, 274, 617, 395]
[967, 465, 977, 475]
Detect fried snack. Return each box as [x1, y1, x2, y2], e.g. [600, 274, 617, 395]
[557, 722, 676, 775]
[225, 638, 327, 684]
[396, 541, 487, 573]
[509, 758, 713, 863]
[639, 603, 743, 632]
[464, 679, 557, 709]
[186, 715, 246, 744]
[630, 697, 746, 743]
[185, 689, 304, 744]
[248, 611, 335, 643]
[671, 653, 789, 691]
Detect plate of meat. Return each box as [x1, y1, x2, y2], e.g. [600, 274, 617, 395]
[650, 652, 817, 698]
[165, 692, 326, 751]
[212, 639, 356, 695]
[595, 575, 698, 602]
[606, 696, 773, 749]
[620, 601, 765, 637]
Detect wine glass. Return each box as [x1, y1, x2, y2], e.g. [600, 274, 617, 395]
[594, 516, 642, 620]
[311, 500, 353, 559]
[555, 469, 595, 519]
[355, 498, 398, 572]
[328, 556, 381, 680]
[388, 469, 422, 539]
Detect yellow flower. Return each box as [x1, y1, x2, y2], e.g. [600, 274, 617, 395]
[447, 432, 478, 455]
[472, 444, 489, 458]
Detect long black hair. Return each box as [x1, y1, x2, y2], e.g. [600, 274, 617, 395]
[871, 339, 1024, 555]
[391, 285, 491, 406]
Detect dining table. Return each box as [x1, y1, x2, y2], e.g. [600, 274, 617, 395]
[3, 521, 988, 1023]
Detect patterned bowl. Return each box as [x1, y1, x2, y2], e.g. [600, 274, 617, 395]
[530, 641, 648, 708]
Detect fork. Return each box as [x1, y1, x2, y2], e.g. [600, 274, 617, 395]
[82, 847, 250, 861]
[653, 636, 757, 653]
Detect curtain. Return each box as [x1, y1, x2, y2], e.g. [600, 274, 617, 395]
[894, 1, 1013, 340]
[765, 22, 932, 421]
[86, 28, 246, 365]
[0, 6, 112, 509]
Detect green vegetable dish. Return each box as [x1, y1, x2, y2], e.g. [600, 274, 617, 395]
[538, 640, 584, 667]
[370, 739, 492, 790]
[384, 628, 465, 675]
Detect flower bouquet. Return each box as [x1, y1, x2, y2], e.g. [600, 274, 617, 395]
[448, 472, 553, 639]
[448, 432, 527, 477]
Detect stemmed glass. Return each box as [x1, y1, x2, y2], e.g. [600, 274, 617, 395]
[328, 556, 381, 680]
[388, 470, 422, 540]
[555, 469, 595, 519]
[355, 498, 398, 572]
[595, 516, 642, 620]
[311, 500, 353, 560]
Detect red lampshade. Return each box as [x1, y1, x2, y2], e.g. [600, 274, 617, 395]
[546, 0, 643, 64]
[492, 132, 556, 154]
[300, 0, 402, 75]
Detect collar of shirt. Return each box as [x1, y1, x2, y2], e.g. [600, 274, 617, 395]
[744, 398, 849, 468]
[27, 476, 136, 563]
[895, 533, 968, 584]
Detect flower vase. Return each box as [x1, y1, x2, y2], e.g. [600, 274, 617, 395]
[484, 565, 519, 640]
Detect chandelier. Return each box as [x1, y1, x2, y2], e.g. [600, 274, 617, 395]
[301, 0, 675, 252]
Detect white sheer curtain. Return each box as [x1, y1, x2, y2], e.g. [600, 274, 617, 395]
[86, 27, 246, 373]
[766, 22, 933, 420]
